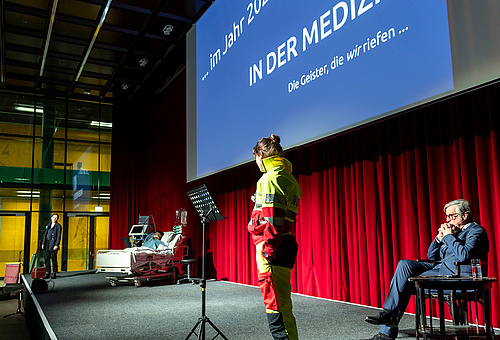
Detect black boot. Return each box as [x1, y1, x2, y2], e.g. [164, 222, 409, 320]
[43, 272, 50, 279]
[267, 312, 289, 340]
[51, 272, 56, 279]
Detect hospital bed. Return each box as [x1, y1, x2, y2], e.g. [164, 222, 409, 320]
[96, 228, 188, 287]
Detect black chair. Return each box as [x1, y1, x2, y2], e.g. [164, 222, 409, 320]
[448, 261, 488, 326]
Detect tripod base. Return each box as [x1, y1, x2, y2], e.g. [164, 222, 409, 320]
[3, 308, 24, 318]
[185, 315, 228, 340]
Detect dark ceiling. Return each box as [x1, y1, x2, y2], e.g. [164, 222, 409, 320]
[0, 0, 212, 103]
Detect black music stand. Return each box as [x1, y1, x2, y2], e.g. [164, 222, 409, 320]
[185, 184, 228, 340]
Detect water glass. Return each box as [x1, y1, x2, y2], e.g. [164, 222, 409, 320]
[471, 259, 482, 280]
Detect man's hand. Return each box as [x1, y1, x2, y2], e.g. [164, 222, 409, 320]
[437, 223, 455, 241]
[53, 246, 58, 251]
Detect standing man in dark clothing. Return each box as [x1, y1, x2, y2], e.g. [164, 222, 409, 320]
[42, 213, 62, 279]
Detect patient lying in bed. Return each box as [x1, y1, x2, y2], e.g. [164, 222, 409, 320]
[142, 231, 166, 249]
[96, 230, 186, 275]
[140, 231, 183, 251]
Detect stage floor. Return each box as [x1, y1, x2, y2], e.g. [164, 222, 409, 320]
[24, 272, 426, 340]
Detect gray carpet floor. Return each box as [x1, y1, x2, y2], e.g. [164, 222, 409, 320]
[24, 272, 451, 340]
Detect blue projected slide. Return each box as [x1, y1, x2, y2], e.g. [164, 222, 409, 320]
[194, 0, 453, 179]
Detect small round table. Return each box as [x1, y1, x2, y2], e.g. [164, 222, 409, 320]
[409, 275, 497, 339]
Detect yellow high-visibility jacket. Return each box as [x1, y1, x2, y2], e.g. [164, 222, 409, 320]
[247, 155, 301, 260]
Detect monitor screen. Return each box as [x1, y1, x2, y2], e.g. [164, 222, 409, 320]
[138, 215, 149, 224]
[129, 225, 145, 236]
[186, 0, 500, 181]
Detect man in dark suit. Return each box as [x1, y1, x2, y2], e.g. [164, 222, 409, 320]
[41, 213, 62, 279]
[365, 199, 489, 340]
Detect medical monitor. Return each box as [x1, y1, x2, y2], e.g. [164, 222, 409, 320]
[138, 215, 149, 224]
[129, 225, 146, 236]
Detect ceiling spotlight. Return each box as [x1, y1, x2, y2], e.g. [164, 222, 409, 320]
[139, 58, 148, 67]
[83, 89, 91, 95]
[122, 83, 129, 90]
[163, 24, 174, 36]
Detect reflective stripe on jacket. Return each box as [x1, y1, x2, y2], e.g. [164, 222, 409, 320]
[248, 155, 301, 260]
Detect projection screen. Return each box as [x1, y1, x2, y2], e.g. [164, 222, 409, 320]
[187, 0, 500, 182]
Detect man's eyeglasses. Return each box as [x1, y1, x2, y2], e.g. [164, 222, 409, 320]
[445, 213, 460, 220]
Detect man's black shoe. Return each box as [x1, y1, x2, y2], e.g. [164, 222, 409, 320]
[370, 332, 395, 340]
[365, 309, 398, 327]
[42, 273, 50, 279]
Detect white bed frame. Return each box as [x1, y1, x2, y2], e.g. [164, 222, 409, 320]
[96, 232, 188, 287]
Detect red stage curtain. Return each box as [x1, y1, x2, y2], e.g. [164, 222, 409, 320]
[111, 76, 500, 326]
[110, 77, 193, 249]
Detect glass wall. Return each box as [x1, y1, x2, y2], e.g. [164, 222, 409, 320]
[0, 91, 112, 277]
